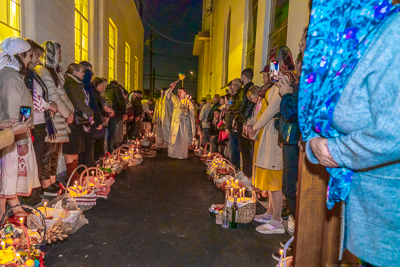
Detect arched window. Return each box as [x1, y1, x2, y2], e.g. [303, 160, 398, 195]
[245, 0, 258, 69]
[222, 7, 231, 88]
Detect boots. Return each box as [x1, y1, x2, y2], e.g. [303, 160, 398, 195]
[66, 159, 80, 185]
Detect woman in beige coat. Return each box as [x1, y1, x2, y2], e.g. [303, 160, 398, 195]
[36, 41, 74, 194]
[0, 37, 41, 217]
[250, 46, 295, 235]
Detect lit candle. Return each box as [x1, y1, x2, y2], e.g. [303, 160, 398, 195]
[95, 178, 97, 182]
[1, 241, 4, 250]
[20, 217, 23, 225]
[44, 202, 47, 217]
[235, 180, 238, 188]
[239, 189, 242, 202]
[92, 171, 94, 177]
[230, 188, 233, 197]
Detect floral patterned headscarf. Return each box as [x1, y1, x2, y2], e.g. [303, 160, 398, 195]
[41, 41, 61, 69]
[298, 0, 400, 209]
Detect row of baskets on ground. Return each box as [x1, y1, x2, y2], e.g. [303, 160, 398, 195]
[0, 142, 145, 267]
[194, 143, 257, 224]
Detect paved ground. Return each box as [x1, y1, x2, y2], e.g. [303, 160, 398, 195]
[46, 150, 289, 266]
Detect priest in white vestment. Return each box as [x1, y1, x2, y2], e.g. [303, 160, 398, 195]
[162, 82, 195, 159]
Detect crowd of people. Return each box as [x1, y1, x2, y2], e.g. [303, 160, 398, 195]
[0, 36, 154, 219]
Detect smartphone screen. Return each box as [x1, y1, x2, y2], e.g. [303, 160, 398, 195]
[228, 100, 233, 105]
[19, 106, 31, 123]
[270, 61, 280, 82]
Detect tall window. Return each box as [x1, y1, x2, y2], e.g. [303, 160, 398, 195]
[245, 0, 258, 69]
[222, 8, 231, 87]
[74, 0, 89, 63]
[134, 56, 139, 90]
[268, 0, 289, 56]
[108, 19, 117, 81]
[125, 43, 131, 91]
[0, 0, 21, 41]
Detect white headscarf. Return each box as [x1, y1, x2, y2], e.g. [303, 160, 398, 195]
[0, 37, 31, 71]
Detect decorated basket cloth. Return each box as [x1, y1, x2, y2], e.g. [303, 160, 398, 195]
[200, 143, 212, 162]
[66, 165, 97, 207]
[225, 191, 257, 224]
[0, 204, 47, 266]
[118, 145, 141, 167]
[80, 167, 112, 199]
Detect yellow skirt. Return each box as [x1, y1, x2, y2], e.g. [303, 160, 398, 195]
[252, 129, 283, 192]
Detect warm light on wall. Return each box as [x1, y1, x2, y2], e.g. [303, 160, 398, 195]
[134, 56, 139, 90]
[74, 0, 89, 63]
[0, 0, 21, 42]
[108, 18, 117, 81]
[125, 42, 131, 91]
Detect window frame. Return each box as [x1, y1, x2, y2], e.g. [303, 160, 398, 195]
[0, 0, 21, 38]
[74, 0, 89, 63]
[125, 42, 131, 91]
[108, 18, 117, 81]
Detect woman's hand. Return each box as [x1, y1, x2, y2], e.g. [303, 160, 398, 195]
[10, 121, 30, 135]
[309, 137, 339, 168]
[0, 118, 18, 129]
[276, 73, 293, 96]
[49, 102, 58, 113]
[66, 113, 74, 124]
[17, 144, 29, 156]
[96, 124, 103, 130]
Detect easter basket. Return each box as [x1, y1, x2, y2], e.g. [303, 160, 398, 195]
[200, 143, 212, 162]
[220, 178, 246, 196]
[65, 165, 97, 209]
[111, 148, 129, 170]
[102, 152, 122, 174]
[80, 167, 111, 199]
[214, 175, 235, 189]
[216, 159, 236, 176]
[0, 204, 47, 266]
[225, 191, 257, 224]
[194, 146, 203, 157]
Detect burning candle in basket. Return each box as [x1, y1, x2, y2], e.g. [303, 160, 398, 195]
[239, 189, 242, 202]
[44, 202, 47, 217]
[230, 188, 233, 197]
[1, 241, 5, 250]
[235, 180, 238, 188]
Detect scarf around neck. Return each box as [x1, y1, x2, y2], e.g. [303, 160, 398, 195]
[298, 0, 400, 209]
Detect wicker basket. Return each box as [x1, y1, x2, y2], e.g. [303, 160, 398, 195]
[200, 143, 212, 162]
[226, 191, 257, 224]
[220, 179, 246, 195]
[214, 175, 234, 188]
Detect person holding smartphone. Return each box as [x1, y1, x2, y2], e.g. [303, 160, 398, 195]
[0, 37, 41, 218]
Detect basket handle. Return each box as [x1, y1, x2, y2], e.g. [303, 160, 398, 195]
[217, 159, 236, 177]
[252, 191, 256, 202]
[81, 167, 106, 186]
[66, 164, 88, 188]
[204, 142, 211, 155]
[102, 152, 111, 166]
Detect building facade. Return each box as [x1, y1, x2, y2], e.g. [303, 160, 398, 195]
[193, 0, 310, 100]
[0, 0, 144, 92]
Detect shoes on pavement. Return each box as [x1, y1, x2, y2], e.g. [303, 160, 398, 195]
[256, 220, 285, 234]
[254, 212, 272, 223]
[281, 208, 291, 220]
[272, 249, 293, 261]
[42, 183, 60, 197]
[288, 215, 295, 234]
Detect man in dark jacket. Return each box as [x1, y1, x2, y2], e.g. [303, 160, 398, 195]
[236, 68, 255, 179]
[225, 78, 243, 170]
[104, 80, 126, 152]
[206, 94, 221, 123]
[130, 90, 144, 139]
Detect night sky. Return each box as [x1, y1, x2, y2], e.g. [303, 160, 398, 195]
[141, 0, 202, 98]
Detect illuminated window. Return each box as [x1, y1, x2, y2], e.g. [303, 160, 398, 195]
[125, 43, 131, 91]
[74, 0, 89, 63]
[222, 8, 231, 87]
[0, 0, 21, 41]
[108, 19, 117, 81]
[245, 0, 258, 69]
[134, 56, 138, 90]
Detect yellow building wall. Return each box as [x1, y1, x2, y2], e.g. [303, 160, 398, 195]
[196, 0, 311, 101]
[12, 0, 143, 92]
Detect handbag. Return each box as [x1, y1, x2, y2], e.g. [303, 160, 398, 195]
[73, 114, 90, 126]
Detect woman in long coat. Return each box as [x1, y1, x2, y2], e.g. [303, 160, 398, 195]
[0, 37, 41, 217]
